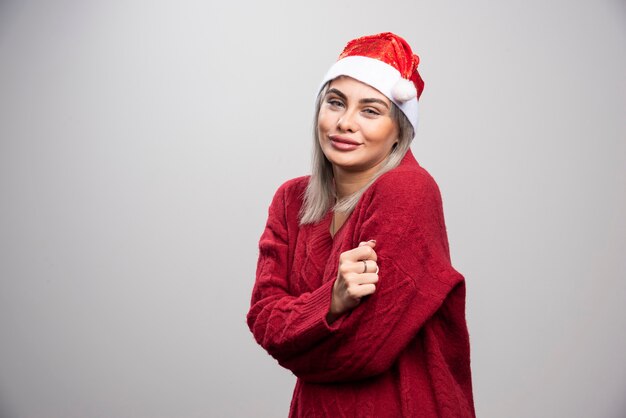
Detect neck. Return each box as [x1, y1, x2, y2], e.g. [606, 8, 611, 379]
[333, 162, 385, 200]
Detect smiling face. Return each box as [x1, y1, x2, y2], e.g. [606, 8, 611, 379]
[317, 76, 399, 177]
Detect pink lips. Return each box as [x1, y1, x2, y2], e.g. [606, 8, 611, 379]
[329, 135, 361, 151]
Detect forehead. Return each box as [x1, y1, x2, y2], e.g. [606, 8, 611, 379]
[327, 76, 390, 103]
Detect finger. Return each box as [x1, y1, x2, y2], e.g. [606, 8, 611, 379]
[358, 239, 376, 248]
[343, 245, 377, 263]
[358, 273, 379, 284]
[354, 259, 376, 274]
[362, 259, 378, 274]
[347, 283, 376, 299]
[341, 259, 378, 277]
[344, 272, 379, 286]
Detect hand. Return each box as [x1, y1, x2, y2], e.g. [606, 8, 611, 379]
[327, 240, 379, 323]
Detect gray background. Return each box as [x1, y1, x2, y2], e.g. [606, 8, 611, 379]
[1, 0, 625, 417]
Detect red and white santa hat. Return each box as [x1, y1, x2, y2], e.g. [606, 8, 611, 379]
[319, 32, 425, 136]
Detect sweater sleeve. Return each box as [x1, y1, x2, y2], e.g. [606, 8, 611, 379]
[277, 170, 465, 383]
[247, 180, 340, 361]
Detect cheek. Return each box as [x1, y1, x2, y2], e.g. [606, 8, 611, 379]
[383, 121, 399, 144]
[317, 109, 333, 132]
[368, 123, 397, 147]
[316, 116, 328, 147]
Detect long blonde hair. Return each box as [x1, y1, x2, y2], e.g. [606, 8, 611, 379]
[299, 83, 415, 225]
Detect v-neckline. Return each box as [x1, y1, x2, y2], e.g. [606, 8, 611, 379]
[327, 210, 350, 241]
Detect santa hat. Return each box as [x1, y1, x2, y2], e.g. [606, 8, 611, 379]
[319, 32, 424, 135]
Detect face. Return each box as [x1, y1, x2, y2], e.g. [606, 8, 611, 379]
[317, 76, 399, 175]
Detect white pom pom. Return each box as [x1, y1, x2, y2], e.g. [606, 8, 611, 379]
[391, 78, 417, 102]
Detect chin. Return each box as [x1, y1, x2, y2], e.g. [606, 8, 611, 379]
[331, 160, 375, 173]
[325, 154, 359, 168]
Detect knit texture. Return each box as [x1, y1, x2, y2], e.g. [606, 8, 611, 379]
[247, 150, 475, 418]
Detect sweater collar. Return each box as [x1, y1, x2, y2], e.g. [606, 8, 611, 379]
[398, 148, 419, 168]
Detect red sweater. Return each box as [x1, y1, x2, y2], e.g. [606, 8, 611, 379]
[247, 151, 475, 417]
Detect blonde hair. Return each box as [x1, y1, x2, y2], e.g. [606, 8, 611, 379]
[299, 83, 415, 225]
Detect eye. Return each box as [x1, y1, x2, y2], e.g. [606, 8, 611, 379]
[325, 97, 345, 108]
[362, 108, 381, 116]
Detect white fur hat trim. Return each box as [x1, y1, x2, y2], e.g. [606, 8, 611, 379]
[391, 78, 417, 102]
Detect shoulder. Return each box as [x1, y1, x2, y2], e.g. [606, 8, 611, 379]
[272, 175, 310, 205]
[275, 175, 310, 195]
[354, 154, 452, 262]
[367, 158, 442, 209]
[267, 176, 310, 219]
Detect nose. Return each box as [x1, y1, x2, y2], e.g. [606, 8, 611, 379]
[336, 109, 358, 132]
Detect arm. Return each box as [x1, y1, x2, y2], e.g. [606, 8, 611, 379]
[278, 171, 465, 382]
[247, 181, 339, 361]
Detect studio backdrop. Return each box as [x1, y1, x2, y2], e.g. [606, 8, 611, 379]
[1, 0, 625, 417]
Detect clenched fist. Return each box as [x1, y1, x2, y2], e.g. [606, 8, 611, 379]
[327, 240, 379, 324]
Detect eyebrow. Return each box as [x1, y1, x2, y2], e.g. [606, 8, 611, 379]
[326, 88, 390, 109]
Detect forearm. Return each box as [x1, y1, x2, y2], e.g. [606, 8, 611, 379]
[277, 264, 420, 382]
[275, 261, 463, 383]
[247, 278, 339, 361]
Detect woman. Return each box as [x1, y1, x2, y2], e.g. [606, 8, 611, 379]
[247, 32, 475, 418]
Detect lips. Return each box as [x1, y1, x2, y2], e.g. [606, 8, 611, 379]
[329, 135, 362, 151]
[330, 135, 360, 145]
